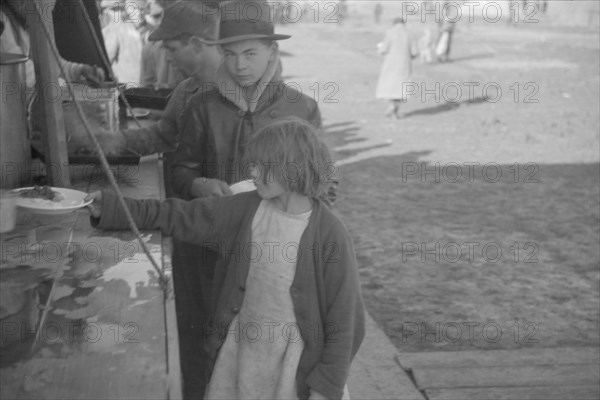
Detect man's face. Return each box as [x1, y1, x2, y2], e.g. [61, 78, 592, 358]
[221, 39, 275, 87]
[162, 38, 198, 77]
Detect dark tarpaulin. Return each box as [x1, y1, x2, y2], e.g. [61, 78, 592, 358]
[52, 0, 110, 79]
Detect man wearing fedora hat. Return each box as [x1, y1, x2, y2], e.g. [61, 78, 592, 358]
[171, 0, 322, 200]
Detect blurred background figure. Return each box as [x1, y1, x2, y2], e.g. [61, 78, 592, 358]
[418, 28, 434, 64]
[375, 17, 417, 119]
[374, 2, 382, 24]
[435, 16, 455, 63]
[338, 0, 348, 24]
[139, 0, 183, 89]
[101, 0, 144, 85]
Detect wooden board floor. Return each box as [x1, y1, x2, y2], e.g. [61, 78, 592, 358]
[397, 347, 600, 400]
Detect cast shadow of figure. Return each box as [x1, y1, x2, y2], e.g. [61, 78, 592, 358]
[431, 52, 495, 65]
[323, 120, 395, 160]
[404, 96, 488, 118]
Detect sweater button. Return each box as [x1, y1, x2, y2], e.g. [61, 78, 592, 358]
[231, 306, 240, 314]
[237, 110, 245, 117]
[269, 110, 278, 118]
[238, 286, 246, 292]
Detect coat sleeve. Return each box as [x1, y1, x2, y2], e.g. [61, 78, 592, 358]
[121, 81, 187, 155]
[93, 190, 222, 245]
[171, 95, 207, 199]
[306, 222, 366, 399]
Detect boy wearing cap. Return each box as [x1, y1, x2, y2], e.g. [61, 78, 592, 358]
[100, 1, 222, 156]
[171, 0, 322, 199]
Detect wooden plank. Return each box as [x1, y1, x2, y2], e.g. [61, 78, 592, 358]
[397, 347, 600, 369]
[426, 385, 600, 400]
[27, 0, 70, 187]
[348, 313, 425, 399]
[412, 364, 600, 389]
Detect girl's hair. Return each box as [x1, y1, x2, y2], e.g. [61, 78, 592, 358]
[244, 118, 334, 199]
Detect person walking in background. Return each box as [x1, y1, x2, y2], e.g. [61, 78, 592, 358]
[374, 3, 383, 24]
[101, 0, 144, 85]
[139, 0, 182, 89]
[418, 28, 434, 64]
[86, 118, 364, 400]
[436, 1, 456, 63]
[375, 17, 417, 119]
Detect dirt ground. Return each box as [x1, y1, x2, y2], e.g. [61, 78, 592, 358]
[278, 7, 599, 352]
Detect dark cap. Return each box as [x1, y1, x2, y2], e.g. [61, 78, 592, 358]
[209, 0, 290, 45]
[148, 1, 219, 42]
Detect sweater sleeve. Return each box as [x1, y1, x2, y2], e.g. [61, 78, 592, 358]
[305, 222, 366, 399]
[93, 190, 221, 245]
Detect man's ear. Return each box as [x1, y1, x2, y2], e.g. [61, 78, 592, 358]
[189, 36, 206, 52]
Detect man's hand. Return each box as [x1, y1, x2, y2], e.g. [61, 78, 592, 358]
[190, 178, 233, 198]
[80, 65, 105, 87]
[85, 191, 103, 218]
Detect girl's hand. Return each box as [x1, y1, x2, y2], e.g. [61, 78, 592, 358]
[85, 191, 103, 218]
[190, 177, 233, 198]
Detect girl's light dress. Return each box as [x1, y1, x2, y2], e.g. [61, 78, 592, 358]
[205, 199, 311, 400]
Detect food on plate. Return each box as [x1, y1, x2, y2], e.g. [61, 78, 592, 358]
[18, 186, 65, 202]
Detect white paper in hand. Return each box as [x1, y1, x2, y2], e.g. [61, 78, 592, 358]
[229, 180, 255, 194]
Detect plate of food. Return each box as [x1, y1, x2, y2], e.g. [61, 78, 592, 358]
[126, 107, 151, 118]
[12, 186, 93, 215]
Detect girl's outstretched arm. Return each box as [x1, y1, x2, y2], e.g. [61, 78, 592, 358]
[87, 189, 222, 245]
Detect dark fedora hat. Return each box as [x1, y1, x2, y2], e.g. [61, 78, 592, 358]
[210, 0, 291, 45]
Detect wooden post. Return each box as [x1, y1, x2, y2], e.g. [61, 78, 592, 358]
[26, 0, 70, 187]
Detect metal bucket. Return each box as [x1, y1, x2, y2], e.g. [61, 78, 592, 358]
[0, 53, 30, 189]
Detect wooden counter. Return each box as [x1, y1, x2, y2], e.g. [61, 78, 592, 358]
[0, 155, 181, 399]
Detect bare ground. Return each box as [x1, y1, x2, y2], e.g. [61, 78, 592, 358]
[279, 10, 600, 352]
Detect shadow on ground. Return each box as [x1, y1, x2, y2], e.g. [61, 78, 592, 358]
[323, 120, 396, 160]
[404, 96, 489, 118]
[337, 155, 600, 352]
